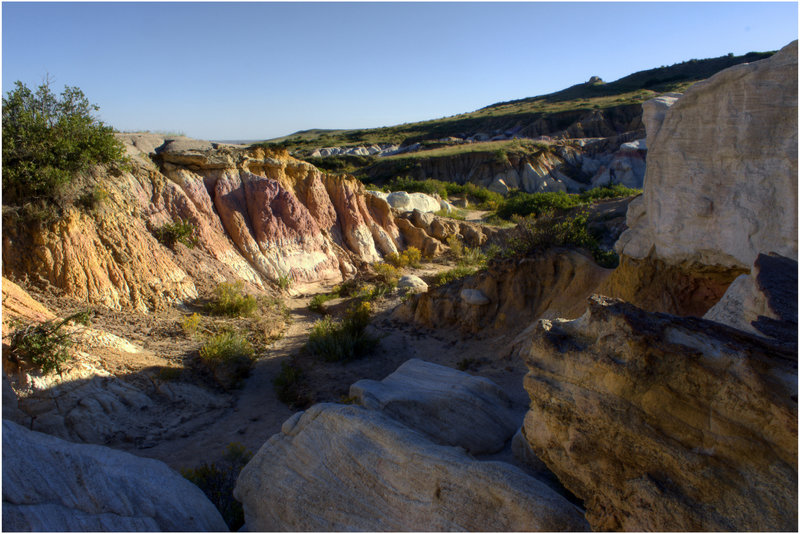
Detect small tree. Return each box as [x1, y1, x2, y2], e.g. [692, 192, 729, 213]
[2, 79, 125, 205]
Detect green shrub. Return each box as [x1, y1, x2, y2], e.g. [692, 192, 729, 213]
[431, 266, 477, 287]
[200, 331, 254, 363]
[154, 218, 198, 249]
[447, 235, 464, 258]
[495, 191, 584, 220]
[273, 359, 308, 407]
[276, 273, 292, 291]
[578, 184, 641, 201]
[434, 208, 466, 220]
[8, 311, 91, 374]
[306, 302, 378, 362]
[182, 443, 253, 531]
[373, 263, 400, 286]
[385, 247, 422, 269]
[458, 246, 486, 267]
[181, 312, 203, 338]
[206, 281, 258, 317]
[199, 330, 254, 388]
[309, 289, 340, 314]
[2, 80, 125, 206]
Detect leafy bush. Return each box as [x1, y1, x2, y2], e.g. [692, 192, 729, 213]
[206, 281, 258, 317]
[495, 191, 584, 220]
[8, 311, 91, 374]
[181, 313, 203, 338]
[373, 263, 400, 286]
[199, 330, 255, 388]
[385, 247, 422, 269]
[578, 184, 641, 201]
[2, 80, 125, 206]
[309, 289, 340, 314]
[199, 331, 254, 363]
[182, 443, 253, 531]
[273, 359, 308, 407]
[306, 302, 378, 362]
[154, 218, 198, 249]
[504, 210, 619, 268]
[276, 273, 292, 291]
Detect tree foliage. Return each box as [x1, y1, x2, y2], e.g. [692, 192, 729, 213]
[2, 79, 125, 205]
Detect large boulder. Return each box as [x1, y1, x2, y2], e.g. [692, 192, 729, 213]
[235, 403, 589, 532]
[609, 41, 798, 315]
[519, 295, 797, 531]
[2, 420, 227, 531]
[350, 359, 520, 454]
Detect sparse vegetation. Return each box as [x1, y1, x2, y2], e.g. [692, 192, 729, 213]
[495, 185, 640, 221]
[306, 301, 378, 363]
[8, 311, 91, 375]
[154, 218, 198, 249]
[2, 80, 125, 208]
[385, 247, 422, 269]
[199, 330, 255, 388]
[276, 274, 292, 291]
[432, 266, 477, 287]
[274, 359, 309, 408]
[182, 442, 253, 531]
[206, 281, 258, 317]
[181, 312, 203, 338]
[504, 211, 619, 268]
[75, 185, 110, 212]
[309, 289, 341, 314]
[372, 263, 400, 286]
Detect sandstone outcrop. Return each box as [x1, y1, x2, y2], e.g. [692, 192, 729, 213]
[704, 252, 798, 342]
[396, 248, 611, 333]
[350, 359, 521, 454]
[3, 139, 412, 310]
[519, 295, 797, 531]
[610, 41, 798, 314]
[3, 420, 227, 531]
[235, 403, 588, 531]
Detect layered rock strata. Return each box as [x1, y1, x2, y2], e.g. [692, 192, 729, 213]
[520, 295, 797, 531]
[2, 420, 227, 531]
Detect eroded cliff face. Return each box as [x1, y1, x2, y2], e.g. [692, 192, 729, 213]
[519, 296, 797, 531]
[2, 138, 409, 311]
[606, 41, 798, 315]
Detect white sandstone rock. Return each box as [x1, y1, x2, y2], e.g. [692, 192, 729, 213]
[617, 42, 798, 268]
[2, 420, 227, 531]
[234, 403, 589, 532]
[350, 358, 520, 454]
[397, 275, 428, 294]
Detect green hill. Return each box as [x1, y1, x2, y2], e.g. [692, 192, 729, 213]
[257, 50, 773, 156]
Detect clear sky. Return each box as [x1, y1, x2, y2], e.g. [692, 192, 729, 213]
[2, 2, 797, 141]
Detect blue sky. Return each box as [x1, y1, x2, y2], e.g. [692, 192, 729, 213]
[3, 2, 797, 140]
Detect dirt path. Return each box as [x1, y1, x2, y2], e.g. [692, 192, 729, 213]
[130, 290, 325, 470]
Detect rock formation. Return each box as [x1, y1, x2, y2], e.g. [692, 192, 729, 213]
[396, 248, 611, 333]
[3, 138, 419, 311]
[704, 252, 798, 342]
[350, 358, 521, 454]
[3, 420, 227, 531]
[235, 402, 588, 531]
[519, 295, 797, 531]
[608, 41, 798, 315]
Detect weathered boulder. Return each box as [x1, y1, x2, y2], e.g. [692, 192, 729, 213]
[612, 42, 798, 315]
[2, 420, 227, 531]
[235, 403, 589, 531]
[350, 359, 520, 454]
[397, 274, 428, 294]
[704, 252, 798, 342]
[368, 190, 443, 213]
[520, 295, 797, 531]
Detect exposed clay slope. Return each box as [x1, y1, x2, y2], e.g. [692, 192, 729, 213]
[518, 296, 797, 531]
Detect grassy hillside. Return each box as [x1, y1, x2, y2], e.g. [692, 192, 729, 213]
[257, 50, 773, 155]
